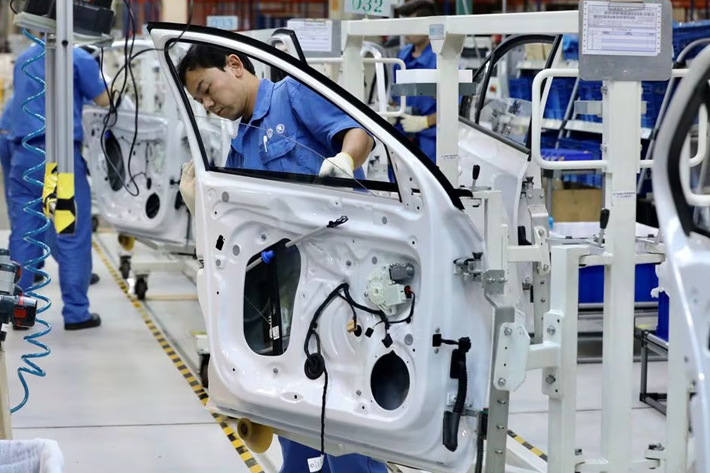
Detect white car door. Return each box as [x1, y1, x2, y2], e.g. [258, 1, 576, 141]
[653, 45, 710, 473]
[150, 24, 492, 473]
[459, 35, 561, 329]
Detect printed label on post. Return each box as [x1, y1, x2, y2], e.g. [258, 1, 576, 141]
[271, 326, 281, 340]
[440, 153, 458, 161]
[286, 20, 334, 53]
[612, 190, 636, 205]
[429, 24, 445, 40]
[308, 455, 325, 473]
[582, 1, 662, 57]
[1, 323, 8, 332]
[345, 0, 392, 17]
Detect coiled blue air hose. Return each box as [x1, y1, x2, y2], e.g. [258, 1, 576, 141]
[11, 29, 53, 414]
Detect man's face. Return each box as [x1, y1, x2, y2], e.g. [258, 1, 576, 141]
[184, 54, 248, 121]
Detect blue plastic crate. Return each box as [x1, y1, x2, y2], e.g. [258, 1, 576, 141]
[642, 81, 669, 129]
[656, 292, 670, 341]
[540, 131, 558, 149]
[562, 35, 579, 61]
[673, 21, 710, 60]
[541, 148, 593, 161]
[579, 263, 659, 304]
[508, 77, 533, 101]
[545, 77, 576, 119]
[577, 81, 603, 123]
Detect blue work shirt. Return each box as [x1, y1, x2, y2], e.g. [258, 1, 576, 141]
[0, 95, 15, 131]
[394, 43, 438, 163]
[227, 78, 366, 180]
[9, 44, 106, 143]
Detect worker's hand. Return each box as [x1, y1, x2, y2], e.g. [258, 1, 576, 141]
[401, 114, 430, 133]
[179, 161, 196, 215]
[319, 152, 355, 179]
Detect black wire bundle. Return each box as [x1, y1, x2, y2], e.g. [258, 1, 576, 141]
[98, 0, 195, 196]
[303, 283, 388, 466]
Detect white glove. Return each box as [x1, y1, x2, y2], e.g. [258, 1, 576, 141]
[401, 114, 430, 133]
[319, 152, 355, 178]
[179, 161, 196, 215]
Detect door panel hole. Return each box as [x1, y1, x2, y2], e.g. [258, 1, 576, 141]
[370, 351, 410, 411]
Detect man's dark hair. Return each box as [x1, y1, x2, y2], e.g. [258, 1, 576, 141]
[177, 44, 256, 85]
[395, 0, 440, 17]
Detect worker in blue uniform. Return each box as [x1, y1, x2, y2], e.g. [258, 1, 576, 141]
[176, 44, 385, 473]
[392, 0, 440, 163]
[8, 43, 110, 331]
[1, 95, 16, 203]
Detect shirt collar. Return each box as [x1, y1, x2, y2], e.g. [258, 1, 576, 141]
[406, 43, 434, 65]
[249, 79, 275, 123]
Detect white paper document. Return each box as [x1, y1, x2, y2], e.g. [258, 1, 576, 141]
[582, 1, 662, 57]
[286, 19, 334, 53]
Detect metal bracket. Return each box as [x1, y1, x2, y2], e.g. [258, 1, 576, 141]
[541, 311, 563, 399]
[483, 270, 506, 295]
[493, 322, 531, 392]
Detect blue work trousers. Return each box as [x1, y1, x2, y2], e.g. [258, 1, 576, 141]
[9, 139, 92, 324]
[278, 438, 387, 473]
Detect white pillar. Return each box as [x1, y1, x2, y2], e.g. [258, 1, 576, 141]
[600, 81, 642, 473]
[665, 293, 690, 473]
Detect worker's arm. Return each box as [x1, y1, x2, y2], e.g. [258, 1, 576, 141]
[93, 90, 111, 108]
[341, 128, 374, 170]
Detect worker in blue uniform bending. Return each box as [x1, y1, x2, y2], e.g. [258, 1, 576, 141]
[176, 43, 384, 473]
[8, 43, 110, 331]
[393, 0, 440, 163]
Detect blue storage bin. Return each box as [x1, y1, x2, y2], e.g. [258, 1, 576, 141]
[673, 20, 710, 60]
[577, 81, 603, 123]
[545, 77, 576, 119]
[642, 81, 669, 129]
[656, 292, 670, 341]
[578, 263, 659, 304]
[541, 148, 593, 162]
[508, 77, 533, 101]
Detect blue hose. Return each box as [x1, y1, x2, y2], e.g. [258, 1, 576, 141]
[11, 29, 53, 414]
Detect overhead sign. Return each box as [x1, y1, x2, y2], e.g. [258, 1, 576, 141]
[345, 0, 392, 17]
[207, 15, 239, 31]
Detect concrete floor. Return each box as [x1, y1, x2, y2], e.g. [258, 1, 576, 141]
[0, 165, 674, 472]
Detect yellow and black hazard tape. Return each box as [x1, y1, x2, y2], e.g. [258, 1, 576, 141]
[92, 239, 265, 473]
[507, 428, 548, 461]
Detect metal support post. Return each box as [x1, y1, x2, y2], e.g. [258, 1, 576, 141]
[45, 37, 56, 169]
[341, 31, 364, 102]
[484, 294, 516, 473]
[600, 81, 642, 473]
[0, 345, 12, 439]
[545, 245, 589, 473]
[56, 0, 74, 179]
[665, 293, 690, 473]
[432, 32, 464, 187]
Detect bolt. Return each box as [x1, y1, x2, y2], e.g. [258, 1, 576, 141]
[497, 378, 506, 387]
[496, 424, 505, 430]
[543, 264, 550, 271]
[504, 327, 513, 336]
[541, 280, 545, 285]
[260, 234, 267, 241]
[601, 85, 608, 94]
[541, 298, 547, 303]
[497, 399, 507, 405]
[575, 448, 583, 456]
[495, 450, 503, 455]
[346, 260, 352, 267]
[364, 292, 369, 298]
[434, 348, 440, 354]
[547, 325, 556, 336]
[497, 278, 506, 283]
[546, 374, 556, 385]
[435, 328, 441, 334]
[487, 278, 495, 284]
[273, 368, 279, 375]
[538, 229, 545, 236]
[648, 443, 665, 451]
[356, 390, 362, 396]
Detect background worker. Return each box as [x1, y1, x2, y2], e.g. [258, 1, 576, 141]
[8, 42, 110, 330]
